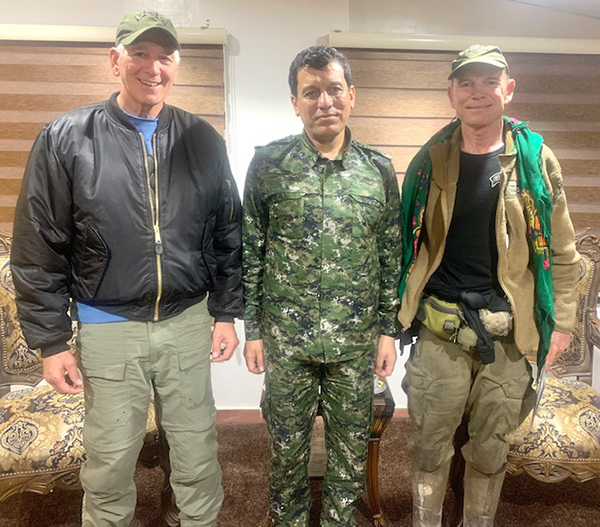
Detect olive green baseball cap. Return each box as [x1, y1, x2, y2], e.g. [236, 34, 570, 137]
[116, 10, 180, 50]
[449, 45, 509, 80]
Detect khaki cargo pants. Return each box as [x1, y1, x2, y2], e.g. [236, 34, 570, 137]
[402, 327, 535, 475]
[77, 300, 223, 526]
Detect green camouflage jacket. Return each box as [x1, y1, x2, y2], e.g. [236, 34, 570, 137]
[243, 130, 402, 362]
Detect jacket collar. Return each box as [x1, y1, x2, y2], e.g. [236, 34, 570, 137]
[280, 128, 353, 174]
[428, 119, 518, 189]
[105, 92, 172, 133]
[427, 125, 461, 190]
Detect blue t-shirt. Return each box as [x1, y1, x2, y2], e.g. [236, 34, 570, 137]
[123, 110, 159, 156]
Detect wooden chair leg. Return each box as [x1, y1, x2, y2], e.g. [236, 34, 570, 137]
[366, 393, 394, 527]
[448, 416, 468, 527]
[366, 436, 386, 526]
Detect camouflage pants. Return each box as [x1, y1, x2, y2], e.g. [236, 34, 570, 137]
[263, 348, 375, 527]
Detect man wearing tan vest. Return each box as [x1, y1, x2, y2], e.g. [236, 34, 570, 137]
[398, 45, 580, 526]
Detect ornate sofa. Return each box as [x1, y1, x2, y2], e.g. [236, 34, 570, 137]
[505, 229, 600, 482]
[0, 232, 170, 517]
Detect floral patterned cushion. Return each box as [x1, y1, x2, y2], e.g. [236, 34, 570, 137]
[0, 384, 157, 478]
[0, 251, 42, 377]
[507, 377, 600, 464]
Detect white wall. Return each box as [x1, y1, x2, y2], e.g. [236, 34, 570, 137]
[4, 0, 599, 409]
[349, 0, 600, 38]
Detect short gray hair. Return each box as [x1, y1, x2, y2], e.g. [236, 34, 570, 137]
[114, 42, 181, 64]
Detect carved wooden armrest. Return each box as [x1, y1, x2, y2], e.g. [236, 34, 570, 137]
[587, 312, 600, 350]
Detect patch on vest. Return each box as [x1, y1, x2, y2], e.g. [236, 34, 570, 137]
[505, 180, 519, 196]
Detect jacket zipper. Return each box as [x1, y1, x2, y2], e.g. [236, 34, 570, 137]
[140, 133, 163, 322]
[227, 179, 234, 221]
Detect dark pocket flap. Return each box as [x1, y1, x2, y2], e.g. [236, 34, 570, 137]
[348, 194, 384, 237]
[268, 192, 305, 238]
[74, 224, 109, 298]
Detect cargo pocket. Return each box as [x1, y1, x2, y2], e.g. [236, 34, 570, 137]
[475, 373, 532, 446]
[79, 361, 131, 451]
[349, 194, 383, 237]
[268, 192, 305, 239]
[502, 375, 534, 428]
[176, 337, 214, 428]
[500, 377, 531, 401]
[403, 369, 434, 429]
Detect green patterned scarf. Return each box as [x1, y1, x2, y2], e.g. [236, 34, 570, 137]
[399, 117, 555, 372]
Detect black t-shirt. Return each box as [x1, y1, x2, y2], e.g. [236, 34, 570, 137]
[426, 146, 504, 296]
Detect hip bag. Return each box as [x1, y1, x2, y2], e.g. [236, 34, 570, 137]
[416, 295, 464, 342]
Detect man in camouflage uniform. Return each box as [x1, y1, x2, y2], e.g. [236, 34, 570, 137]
[242, 46, 402, 526]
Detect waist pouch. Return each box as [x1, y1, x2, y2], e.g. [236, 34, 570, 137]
[417, 295, 464, 342]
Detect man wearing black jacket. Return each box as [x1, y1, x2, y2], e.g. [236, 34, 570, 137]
[10, 11, 242, 526]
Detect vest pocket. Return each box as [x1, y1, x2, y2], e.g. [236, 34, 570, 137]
[348, 194, 384, 237]
[268, 192, 305, 239]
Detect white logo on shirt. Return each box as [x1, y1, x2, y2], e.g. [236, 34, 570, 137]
[489, 171, 501, 188]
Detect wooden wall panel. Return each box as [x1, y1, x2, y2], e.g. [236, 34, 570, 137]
[0, 42, 225, 234]
[0, 208, 15, 222]
[0, 87, 224, 114]
[0, 122, 44, 140]
[566, 186, 600, 204]
[0, 45, 223, 86]
[343, 48, 600, 234]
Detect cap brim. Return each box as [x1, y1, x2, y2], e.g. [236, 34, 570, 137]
[448, 58, 507, 80]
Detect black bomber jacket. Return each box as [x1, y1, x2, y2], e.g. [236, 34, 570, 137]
[11, 93, 243, 357]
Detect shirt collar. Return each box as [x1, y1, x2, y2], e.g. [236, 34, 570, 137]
[282, 128, 353, 172]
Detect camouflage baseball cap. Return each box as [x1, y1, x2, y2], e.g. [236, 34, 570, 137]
[449, 45, 509, 80]
[116, 10, 180, 50]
